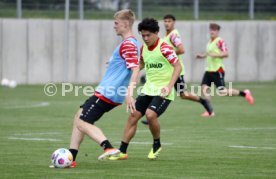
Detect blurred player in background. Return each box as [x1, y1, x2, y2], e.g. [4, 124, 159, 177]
[63, 9, 140, 167]
[109, 18, 182, 160]
[141, 14, 213, 124]
[196, 23, 254, 117]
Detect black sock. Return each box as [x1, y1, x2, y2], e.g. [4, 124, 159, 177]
[153, 138, 161, 153]
[69, 149, 78, 161]
[199, 98, 213, 115]
[239, 91, 246, 97]
[119, 141, 129, 154]
[100, 140, 113, 150]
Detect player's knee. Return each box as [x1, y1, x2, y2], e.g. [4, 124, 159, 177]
[76, 119, 85, 132]
[128, 112, 140, 125]
[73, 112, 81, 126]
[218, 88, 227, 96]
[180, 92, 188, 99]
[145, 111, 157, 121]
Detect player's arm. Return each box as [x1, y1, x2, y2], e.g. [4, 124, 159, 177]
[196, 52, 207, 59]
[207, 51, 228, 58]
[139, 59, 144, 70]
[126, 67, 139, 113]
[120, 40, 139, 113]
[139, 46, 145, 70]
[175, 44, 185, 55]
[161, 60, 181, 97]
[160, 42, 182, 97]
[170, 32, 185, 55]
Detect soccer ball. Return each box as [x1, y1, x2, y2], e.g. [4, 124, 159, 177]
[8, 80, 17, 88]
[51, 148, 73, 168]
[1, 78, 9, 87]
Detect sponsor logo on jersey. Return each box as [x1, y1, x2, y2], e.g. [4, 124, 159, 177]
[146, 63, 163, 69]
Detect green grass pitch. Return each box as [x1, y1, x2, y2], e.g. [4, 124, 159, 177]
[0, 82, 276, 178]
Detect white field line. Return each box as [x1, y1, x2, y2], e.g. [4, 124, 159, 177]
[226, 127, 276, 131]
[114, 141, 173, 145]
[188, 84, 271, 89]
[229, 145, 276, 150]
[136, 129, 173, 133]
[13, 132, 62, 136]
[2, 102, 50, 109]
[232, 85, 274, 89]
[8, 137, 62, 142]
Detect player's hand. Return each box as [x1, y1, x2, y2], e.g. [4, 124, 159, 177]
[125, 95, 136, 113]
[160, 86, 171, 98]
[196, 53, 205, 59]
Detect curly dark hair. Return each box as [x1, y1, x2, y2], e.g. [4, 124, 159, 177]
[138, 18, 159, 33]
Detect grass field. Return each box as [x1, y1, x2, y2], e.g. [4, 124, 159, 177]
[0, 8, 275, 20]
[0, 82, 276, 178]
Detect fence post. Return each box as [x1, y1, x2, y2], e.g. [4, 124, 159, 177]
[137, 0, 142, 20]
[16, 0, 22, 19]
[63, 0, 70, 82]
[79, 0, 84, 20]
[194, 0, 199, 20]
[249, 0, 255, 20]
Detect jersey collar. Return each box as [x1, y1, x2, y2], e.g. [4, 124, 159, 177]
[148, 38, 160, 51]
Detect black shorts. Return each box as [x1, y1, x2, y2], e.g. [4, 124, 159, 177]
[79, 95, 116, 124]
[135, 95, 171, 117]
[174, 75, 186, 94]
[201, 71, 225, 89]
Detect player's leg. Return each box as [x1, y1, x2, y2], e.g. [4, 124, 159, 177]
[201, 72, 215, 117]
[177, 75, 214, 115]
[122, 111, 143, 144]
[202, 85, 211, 101]
[215, 72, 254, 104]
[77, 120, 120, 160]
[76, 119, 107, 145]
[146, 96, 171, 159]
[68, 109, 85, 166]
[108, 111, 142, 160]
[176, 75, 199, 101]
[145, 109, 161, 152]
[51, 109, 84, 168]
[109, 95, 151, 160]
[201, 72, 213, 100]
[74, 95, 119, 160]
[219, 88, 240, 96]
[180, 91, 199, 101]
[219, 88, 254, 104]
[120, 95, 150, 151]
[146, 109, 160, 138]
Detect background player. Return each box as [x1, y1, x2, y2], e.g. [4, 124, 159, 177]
[65, 9, 140, 167]
[109, 18, 182, 160]
[196, 23, 254, 117]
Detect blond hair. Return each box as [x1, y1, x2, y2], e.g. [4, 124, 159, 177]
[114, 9, 136, 27]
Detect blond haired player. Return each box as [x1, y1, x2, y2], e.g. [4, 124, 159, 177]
[50, 9, 140, 168]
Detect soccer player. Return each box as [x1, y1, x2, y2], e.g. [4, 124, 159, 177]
[62, 9, 140, 167]
[109, 18, 182, 160]
[141, 14, 213, 124]
[196, 23, 254, 116]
